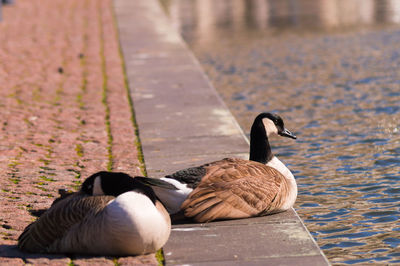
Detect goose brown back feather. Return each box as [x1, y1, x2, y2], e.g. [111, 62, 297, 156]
[180, 158, 292, 222]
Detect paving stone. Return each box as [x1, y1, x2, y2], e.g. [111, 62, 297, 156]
[166, 222, 322, 262]
[179, 255, 331, 266]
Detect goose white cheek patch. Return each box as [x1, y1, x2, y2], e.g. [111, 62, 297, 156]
[262, 118, 278, 137]
[93, 176, 105, 195]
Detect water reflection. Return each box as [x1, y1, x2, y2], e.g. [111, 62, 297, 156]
[161, 0, 400, 264]
[162, 0, 400, 44]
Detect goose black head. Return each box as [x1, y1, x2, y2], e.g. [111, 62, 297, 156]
[250, 112, 296, 163]
[81, 172, 151, 197]
[259, 113, 297, 139]
[81, 171, 177, 204]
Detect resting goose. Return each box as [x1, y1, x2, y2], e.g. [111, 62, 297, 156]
[18, 172, 176, 255]
[152, 112, 297, 222]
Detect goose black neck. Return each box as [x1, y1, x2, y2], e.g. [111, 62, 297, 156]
[249, 117, 273, 164]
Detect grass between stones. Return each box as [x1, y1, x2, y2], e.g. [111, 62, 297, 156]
[8, 151, 22, 185]
[99, 3, 114, 172]
[110, 1, 147, 177]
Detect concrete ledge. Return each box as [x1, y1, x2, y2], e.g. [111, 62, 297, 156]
[114, 0, 330, 265]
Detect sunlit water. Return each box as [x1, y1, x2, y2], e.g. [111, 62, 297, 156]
[161, 0, 400, 264]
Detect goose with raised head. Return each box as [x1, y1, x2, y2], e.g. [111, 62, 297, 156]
[151, 112, 297, 222]
[18, 172, 177, 255]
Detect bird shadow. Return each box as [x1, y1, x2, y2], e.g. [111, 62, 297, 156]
[170, 211, 194, 225]
[0, 244, 64, 259]
[0, 244, 118, 261]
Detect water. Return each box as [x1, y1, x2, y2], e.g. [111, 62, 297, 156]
[161, 0, 400, 264]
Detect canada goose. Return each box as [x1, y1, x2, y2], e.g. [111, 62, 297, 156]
[152, 112, 297, 222]
[18, 172, 177, 255]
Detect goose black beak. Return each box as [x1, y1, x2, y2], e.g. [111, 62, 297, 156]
[279, 128, 297, 139]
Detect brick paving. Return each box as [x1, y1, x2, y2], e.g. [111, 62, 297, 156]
[0, 0, 156, 264]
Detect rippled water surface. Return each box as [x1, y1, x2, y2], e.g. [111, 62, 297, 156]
[161, 0, 400, 264]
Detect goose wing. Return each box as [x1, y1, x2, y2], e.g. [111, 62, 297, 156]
[18, 193, 114, 253]
[28, 189, 76, 218]
[165, 165, 207, 189]
[181, 158, 287, 222]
